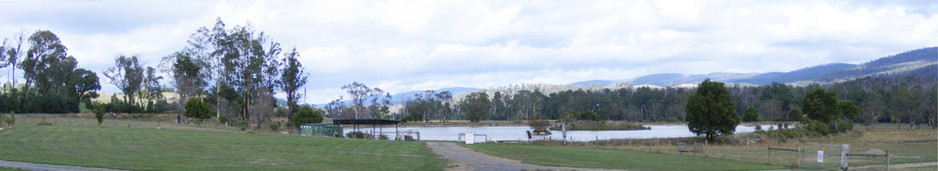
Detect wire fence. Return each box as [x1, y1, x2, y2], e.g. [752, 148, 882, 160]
[10, 114, 244, 132]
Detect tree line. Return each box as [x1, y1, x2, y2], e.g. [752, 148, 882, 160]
[394, 76, 936, 129]
[0, 19, 317, 128]
[0, 30, 101, 113]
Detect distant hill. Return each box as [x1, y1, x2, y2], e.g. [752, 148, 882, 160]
[309, 47, 935, 106]
[622, 47, 937, 87]
[731, 47, 937, 85]
[314, 87, 478, 106]
[387, 87, 477, 104]
[568, 80, 619, 87]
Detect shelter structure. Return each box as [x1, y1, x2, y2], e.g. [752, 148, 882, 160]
[332, 119, 410, 140]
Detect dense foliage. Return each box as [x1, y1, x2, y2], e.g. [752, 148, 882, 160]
[0, 30, 101, 114]
[685, 79, 740, 141]
[383, 76, 936, 130]
[458, 92, 491, 122]
[183, 98, 214, 124]
[93, 103, 105, 126]
[742, 107, 760, 122]
[291, 106, 324, 127]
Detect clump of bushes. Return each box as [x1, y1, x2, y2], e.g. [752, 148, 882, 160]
[269, 122, 280, 131]
[218, 115, 228, 126]
[93, 103, 106, 126]
[346, 131, 372, 139]
[528, 115, 551, 134]
[757, 127, 806, 142]
[37, 116, 52, 126]
[3, 112, 13, 129]
[555, 110, 647, 131]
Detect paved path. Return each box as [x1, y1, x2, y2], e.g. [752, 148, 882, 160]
[0, 160, 125, 171]
[426, 142, 622, 171]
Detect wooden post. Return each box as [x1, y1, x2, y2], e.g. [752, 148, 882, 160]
[797, 146, 802, 168]
[885, 150, 889, 171]
[768, 145, 772, 164]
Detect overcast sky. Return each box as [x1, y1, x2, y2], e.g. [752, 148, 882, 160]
[0, 0, 936, 104]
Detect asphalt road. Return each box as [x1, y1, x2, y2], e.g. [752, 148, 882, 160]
[0, 160, 125, 171]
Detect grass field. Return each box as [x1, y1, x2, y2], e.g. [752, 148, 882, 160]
[467, 143, 789, 170]
[0, 116, 444, 170]
[467, 124, 937, 170]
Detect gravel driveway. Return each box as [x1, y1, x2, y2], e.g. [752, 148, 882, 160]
[426, 142, 622, 171]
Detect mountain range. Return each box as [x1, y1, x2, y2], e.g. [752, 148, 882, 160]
[571, 47, 936, 87]
[316, 47, 936, 106]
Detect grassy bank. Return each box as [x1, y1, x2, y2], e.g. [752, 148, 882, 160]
[468, 124, 936, 170]
[467, 143, 788, 170]
[0, 117, 443, 170]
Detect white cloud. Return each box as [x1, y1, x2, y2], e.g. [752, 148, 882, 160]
[0, 0, 935, 104]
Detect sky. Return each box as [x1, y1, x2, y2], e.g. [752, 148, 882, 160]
[0, 0, 936, 104]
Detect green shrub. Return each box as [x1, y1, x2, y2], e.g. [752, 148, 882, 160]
[346, 131, 368, 139]
[291, 106, 323, 127]
[93, 103, 106, 126]
[237, 121, 249, 131]
[184, 98, 215, 124]
[37, 117, 51, 126]
[742, 107, 760, 122]
[579, 110, 600, 121]
[4, 112, 13, 128]
[269, 122, 280, 131]
[218, 115, 228, 125]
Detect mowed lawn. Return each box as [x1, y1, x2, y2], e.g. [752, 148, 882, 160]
[467, 143, 789, 171]
[0, 124, 443, 170]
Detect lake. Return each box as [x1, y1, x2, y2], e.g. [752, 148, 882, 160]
[343, 124, 777, 142]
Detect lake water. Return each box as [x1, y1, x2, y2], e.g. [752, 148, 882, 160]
[343, 125, 776, 142]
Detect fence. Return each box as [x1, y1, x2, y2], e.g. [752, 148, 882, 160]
[775, 143, 894, 170]
[12, 114, 246, 132]
[845, 148, 889, 170]
[767, 145, 801, 167]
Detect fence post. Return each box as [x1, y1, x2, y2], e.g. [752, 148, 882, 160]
[768, 145, 772, 164]
[797, 145, 802, 168]
[885, 150, 889, 171]
[841, 144, 849, 170]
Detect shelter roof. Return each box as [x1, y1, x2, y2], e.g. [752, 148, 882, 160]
[332, 119, 400, 125]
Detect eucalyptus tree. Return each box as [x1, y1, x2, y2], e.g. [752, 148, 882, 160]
[164, 51, 206, 122]
[340, 82, 383, 119]
[435, 91, 452, 122]
[141, 66, 164, 112]
[66, 68, 101, 105]
[21, 30, 68, 98]
[104, 55, 144, 106]
[279, 48, 307, 122]
[2, 32, 25, 85]
[459, 92, 491, 122]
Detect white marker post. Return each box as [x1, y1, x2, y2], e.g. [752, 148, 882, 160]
[818, 148, 825, 163]
[841, 144, 849, 170]
[465, 132, 474, 144]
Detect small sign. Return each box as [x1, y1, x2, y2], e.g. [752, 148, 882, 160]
[465, 133, 474, 145]
[817, 149, 824, 163]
